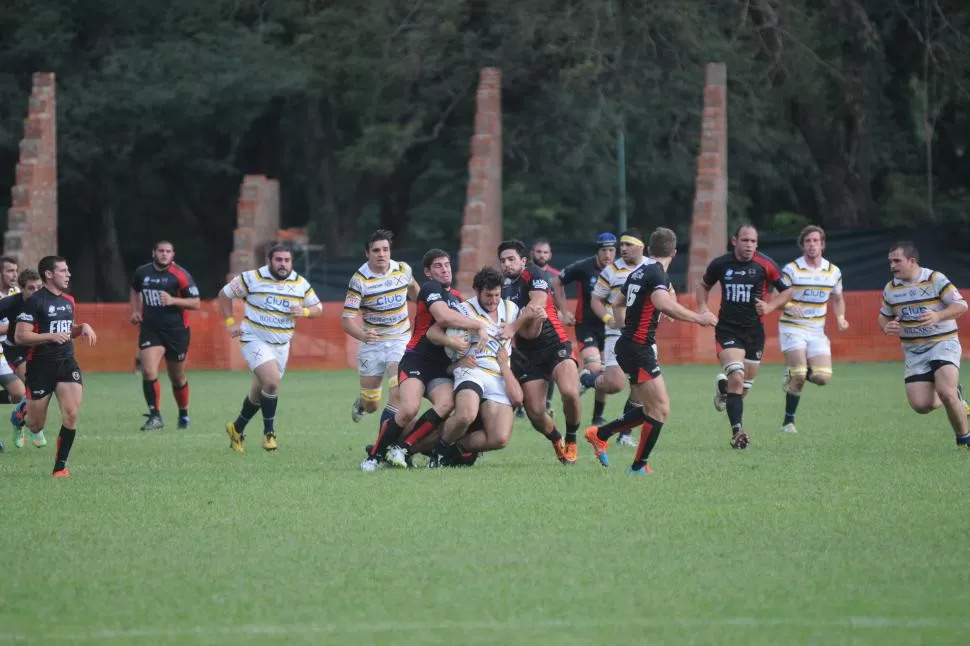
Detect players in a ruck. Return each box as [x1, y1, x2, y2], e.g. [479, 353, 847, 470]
[499, 239, 581, 464]
[130, 241, 200, 431]
[14, 256, 98, 477]
[696, 224, 792, 449]
[585, 228, 716, 473]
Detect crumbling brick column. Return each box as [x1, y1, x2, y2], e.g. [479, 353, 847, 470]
[455, 68, 503, 296]
[229, 174, 281, 276]
[4, 73, 58, 271]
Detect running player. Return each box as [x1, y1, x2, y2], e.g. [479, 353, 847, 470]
[2, 269, 43, 446]
[552, 232, 617, 425]
[363, 249, 490, 471]
[879, 241, 970, 447]
[342, 229, 420, 431]
[580, 229, 654, 447]
[220, 244, 323, 454]
[0, 257, 23, 408]
[424, 266, 525, 466]
[14, 256, 98, 476]
[531, 238, 559, 418]
[585, 228, 717, 472]
[695, 224, 792, 449]
[778, 225, 850, 433]
[499, 239, 581, 464]
[129, 241, 200, 431]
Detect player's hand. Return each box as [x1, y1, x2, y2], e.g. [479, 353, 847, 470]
[697, 311, 718, 327]
[228, 323, 243, 339]
[129, 311, 142, 325]
[447, 336, 470, 354]
[159, 292, 174, 306]
[527, 303, 547, 321]
[883, 317, 901, 336]
[49, 332, 71, 344]
[784, 304, 805, 319]
[363, 329, 380, 343]
[918, 309, 941, 326]
[474, 322, 491, 351]
[458, 353, 477, 370]
[79, 323, 97, 347]
[559, 310, 575, 326]
[608, 315, 623, 330]
[496, 345, 510, 366]
[499, 322, 517, 340]
[755, 298, 774, 316]
[837, 316, 850, 331]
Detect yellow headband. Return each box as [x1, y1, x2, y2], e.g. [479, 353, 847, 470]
[620, 235, 644, 247]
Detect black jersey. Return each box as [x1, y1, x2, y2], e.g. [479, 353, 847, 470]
[131, 262, 199, 329]
[620, 263, 671, 346]
[16, 287, 77, 362]
[558, 256, 605, 325]
[0, 292, 28, 351]
[405, 281, 463, 360]
[502, 262, 569, 352]
[701, 252, 788, 329]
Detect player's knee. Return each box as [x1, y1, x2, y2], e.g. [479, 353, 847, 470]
[453, 407, 477, 429]
[810, 367, 832, 386]
[492, 430, 511, 449]
[938, 388, 962, 408]
[557, 380, 580, 401]
[649, 401, 670, 422]
[261, 381, 280, 396]
[60, 408, 79, 428]
[911, 402, 936, 414]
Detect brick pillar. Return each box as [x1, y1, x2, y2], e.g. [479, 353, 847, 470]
[686, 63, 728, 363]
[229, 174, 281, 276]
[455, 68, 503, 296]
[4, 72, 58, 271]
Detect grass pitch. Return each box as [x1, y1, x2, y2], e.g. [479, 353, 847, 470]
[1, 363, 968, 645]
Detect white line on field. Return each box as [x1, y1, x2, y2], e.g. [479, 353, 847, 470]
[2, 616, 967, 642]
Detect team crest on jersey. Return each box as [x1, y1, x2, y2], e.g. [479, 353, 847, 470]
[426, 293, 442, 303]
[725, 269, 733, 278]
[143, 277, 151, 285]
[533, 279, 549, 290]
[72, 371, 80, 380]
[557, 347, 569, 358]
[48, 305, 55, 315]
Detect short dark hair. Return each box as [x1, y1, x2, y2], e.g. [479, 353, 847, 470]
[1, 256, 17, 268]
[619, 228, 644, 243]
[38, 255, 65, 280]
[266, 243, 292, 260]
[472, 266, 504, 292]
[890, 241, 919, 261]
[153, 240, 174, 251]
[366, 229, 393, 252]
[497, 240, 527, 258]
[648, 227, 677, 258]
[17, 269, 40, 288]
[733, 223, 757, 238]
[422, 248, 449, 270]
[531, 238, 551, 249]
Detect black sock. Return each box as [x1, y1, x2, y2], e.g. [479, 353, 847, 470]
[379, 405, 397, 429]
[546, 428, 563, 444]
[597, 406, 647, 442]
[623, 399, 637, 416]
[53, 426, 76, 472]
[726, 393, 743, 432]
[260, 391, 278, 435]
[403, 408, 444, 448]
[592, 398, 606, 421]
[0, 391, 12, 404]
[718, 378, 728, 396]
[632, 417, 664, 470]
[371, 416, 406, 458]
[235, 397, 260, 434]
[784, 392, 801, 425]
[565, 422, 579, 444]
[142, 379, 159, 413]
[806, 367, 814, 381]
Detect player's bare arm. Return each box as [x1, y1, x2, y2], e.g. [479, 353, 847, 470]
[694, 279, 715, 314]
[341, 314, 378, 343]
[217, 285, 243, 338]
[878, 312, 900, 336]
[426, 321, 470, 355]
[496, 346, 524, 408]
[407, 279, 421, 301]
[832, 290, 849, 330]
[755, 285, 792, 316]
[428, 301, 489, 341]
[159, 291, 200, 310]
[651, 290, 717, 327]
[70, 321, 98, 346]
[591, 293, 612, 326]
[550, 274, 572, 324]
[14, 320, 68, 346]
[288, 302, 323, 319]
[129, 288, 143, 324]
[918, 299, 968, 326]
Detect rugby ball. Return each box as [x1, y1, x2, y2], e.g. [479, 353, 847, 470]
[444, 327, 472, 361]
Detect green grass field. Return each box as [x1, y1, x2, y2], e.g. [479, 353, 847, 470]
[1, 363, 969, 645]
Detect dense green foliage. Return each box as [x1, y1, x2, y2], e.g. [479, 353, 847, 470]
[1, 0, 967, 298]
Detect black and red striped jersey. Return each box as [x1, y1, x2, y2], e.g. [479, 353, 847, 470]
[502, 262, 569, 351]
[701, 252, 788, 329]
[16, 287, 76, 362]
[131, 262, 199, 329]
[405, 280, 463, 359]
[620, 263, 670, 346]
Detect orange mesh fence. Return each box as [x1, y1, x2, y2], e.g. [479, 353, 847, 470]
[72, 292, 969, 373]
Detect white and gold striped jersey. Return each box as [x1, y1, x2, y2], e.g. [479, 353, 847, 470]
[460, 296, 519, 376]
[880, 267, 966, 352]
[593, 257, 655, 337]
[222, 266, 319, 345]
[779, 256, 843, 330]
[342, 260, 413, 339]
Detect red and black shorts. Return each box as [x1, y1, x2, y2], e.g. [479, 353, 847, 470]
[575, 321, 606, 353]
[139, 325, 191, 362]
[616, 337, 662, 385]
[398, 350, 451, 388]
[512, 341, 577, 384]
